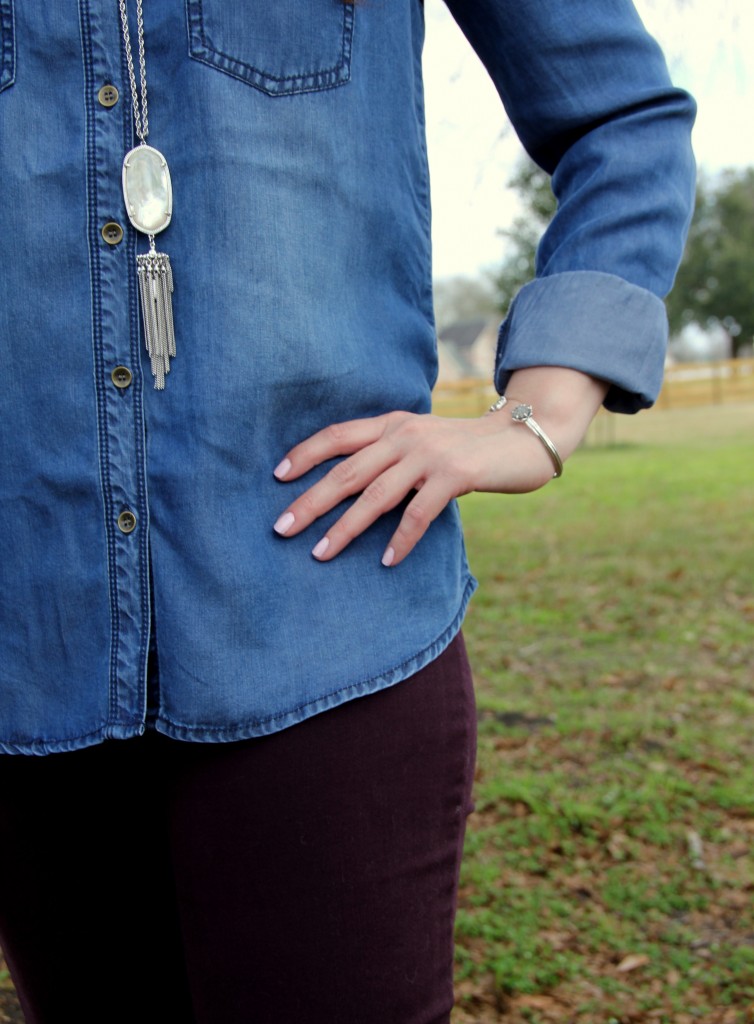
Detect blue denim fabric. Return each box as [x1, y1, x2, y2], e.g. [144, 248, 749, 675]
[0, 0, 695, 754]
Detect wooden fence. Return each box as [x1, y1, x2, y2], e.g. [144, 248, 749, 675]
[654, 358, 754, 409]
[432, 358, 754, 419]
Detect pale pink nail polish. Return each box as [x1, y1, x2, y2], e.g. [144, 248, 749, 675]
[273, 511, 295, 535]
[381, 546, 395, 567]
[273, 458, 292, 480]
[312, 537, 330, 559]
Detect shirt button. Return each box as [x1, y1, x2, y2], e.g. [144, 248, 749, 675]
[102, 221, 124, 246]
[98, 84, 119, 108]
[117, 510, 137, 534]
[111, 366, 133, 389]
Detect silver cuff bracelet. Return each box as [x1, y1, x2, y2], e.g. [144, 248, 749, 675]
[488, 395, 563, 478]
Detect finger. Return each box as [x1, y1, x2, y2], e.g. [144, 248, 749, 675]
[309, 459, 426, 561]
[273, 414, 398, 482]
[273, 442, 401, 538]
[380, 477, 456, 568]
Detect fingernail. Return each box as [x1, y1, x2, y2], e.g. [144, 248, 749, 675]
[312, 537, 330, 559]
[381, 546, 395, 567]
[273, 511, 295, 535]
[273, 458, 292, 480]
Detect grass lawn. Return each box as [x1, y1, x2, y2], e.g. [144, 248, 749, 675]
[451, 402, 754, 1023]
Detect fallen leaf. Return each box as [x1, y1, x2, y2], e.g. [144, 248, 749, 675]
[616, 952, 651, 972]
[607, 830, 631, 860]
[513, 993, 565, 1010]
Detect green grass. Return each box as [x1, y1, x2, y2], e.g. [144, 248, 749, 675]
[451, 403, 754, 1023]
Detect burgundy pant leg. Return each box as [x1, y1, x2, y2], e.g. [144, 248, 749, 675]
[0, 631, 476, 1024]
[0, 738, 196, 1024]
[166, 631, 477, 1024]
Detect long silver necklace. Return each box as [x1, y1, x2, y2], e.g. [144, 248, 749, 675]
[118, 0, 176, 390]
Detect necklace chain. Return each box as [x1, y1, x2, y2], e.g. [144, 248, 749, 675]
[118, 0, 149, 143]
[117, 0, 178, 389]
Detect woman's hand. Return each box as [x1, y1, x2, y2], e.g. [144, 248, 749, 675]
[272, 366, 609, 567]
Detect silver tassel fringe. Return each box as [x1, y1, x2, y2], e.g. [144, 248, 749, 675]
[136, 248, 176, 389]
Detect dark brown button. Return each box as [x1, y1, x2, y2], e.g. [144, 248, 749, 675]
[111, 366, 133, 389]
[117, 510, 137, 534]
[101, 221, 124, 246]
[98, 84, 119, 108]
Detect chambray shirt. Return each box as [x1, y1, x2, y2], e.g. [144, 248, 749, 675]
[0, 0, 695, 754]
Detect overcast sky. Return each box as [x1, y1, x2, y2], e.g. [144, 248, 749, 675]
[423, 0, 754, 279]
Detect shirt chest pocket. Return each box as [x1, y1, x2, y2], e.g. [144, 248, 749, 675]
[185, 0, 354, 97]
[0, 0, 14, 94]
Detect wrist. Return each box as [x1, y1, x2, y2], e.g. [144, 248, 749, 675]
[500, 366, 609, 460]
[488, 396, 563, 477]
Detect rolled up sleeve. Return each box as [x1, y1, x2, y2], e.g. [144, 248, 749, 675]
[443, 0, 697, 412]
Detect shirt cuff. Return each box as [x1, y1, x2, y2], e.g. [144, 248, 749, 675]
[494, 271, 669, 414]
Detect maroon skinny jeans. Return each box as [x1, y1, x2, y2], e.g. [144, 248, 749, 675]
[0, 632, 477, 1024]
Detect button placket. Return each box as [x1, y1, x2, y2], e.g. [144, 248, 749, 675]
[83, 4, 151, 737]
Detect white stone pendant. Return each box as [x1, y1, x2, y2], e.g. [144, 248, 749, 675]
[122, 144, 172, 235]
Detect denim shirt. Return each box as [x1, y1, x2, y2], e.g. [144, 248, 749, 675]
[0, 0, 695, 754]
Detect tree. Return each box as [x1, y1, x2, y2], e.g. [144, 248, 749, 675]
[492, 158, 556, 316]
[431, 158, 554, 334]
[432, 274, 499, 333]
[494, 157, 754, 357]
[667, 168, 754, 356]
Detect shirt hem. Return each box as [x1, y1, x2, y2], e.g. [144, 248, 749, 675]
[0, 574, 478, 755]
[151, 572, 478, 743]
[0, 721, 143, 756]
